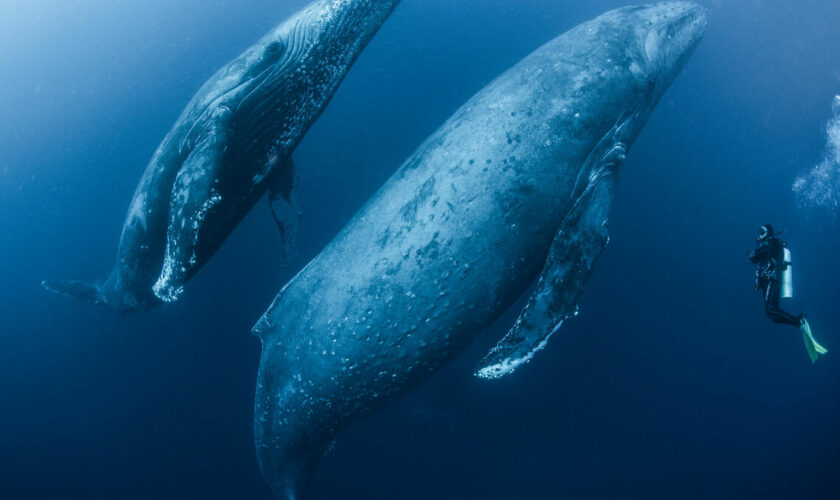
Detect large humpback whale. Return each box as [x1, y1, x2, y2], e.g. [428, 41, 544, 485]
[253, 3, 706, 497]
[43, 0, 400, 312]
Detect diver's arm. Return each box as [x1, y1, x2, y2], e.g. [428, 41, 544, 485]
[748, 245, 768, 263]
[767, 239, 789, 269]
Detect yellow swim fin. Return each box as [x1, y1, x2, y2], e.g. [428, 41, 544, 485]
[800, 318, 828, 364]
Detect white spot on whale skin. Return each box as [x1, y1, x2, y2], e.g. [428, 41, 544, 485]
[127, 192, 147, 231]
[253, 171, 268, 184]
[475, 321, 563, 380]
[253, 152, 282, 184]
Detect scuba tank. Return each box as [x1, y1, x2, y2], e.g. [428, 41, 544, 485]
[780, 247, 793, 299]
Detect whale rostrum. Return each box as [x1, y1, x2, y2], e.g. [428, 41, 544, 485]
[253, 3, 707, 498]
[43, 0, 401, 312]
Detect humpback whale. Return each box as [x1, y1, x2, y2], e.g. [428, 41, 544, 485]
[43, 0, 401, 312]
[252, 3, 706, 497]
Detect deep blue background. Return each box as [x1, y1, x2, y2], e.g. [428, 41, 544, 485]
[2, 0, 839, 498]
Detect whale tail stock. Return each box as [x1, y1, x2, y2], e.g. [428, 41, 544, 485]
[255, 342, 328, 500]
[255, 409, 324, 500]
[42, 276, 129, 313]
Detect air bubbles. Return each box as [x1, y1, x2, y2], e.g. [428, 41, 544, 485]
[794, 97, 840, 214]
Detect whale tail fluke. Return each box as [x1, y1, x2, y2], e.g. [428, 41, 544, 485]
[42, 279, 103, 305]
[800, 318, 828, 364]
[43, 276, 154, 314]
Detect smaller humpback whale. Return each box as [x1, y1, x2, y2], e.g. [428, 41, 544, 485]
[252, 3, 706, 498]
[43, 0, 401, 312]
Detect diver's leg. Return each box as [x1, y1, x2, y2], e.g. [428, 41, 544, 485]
[763, 281, 827, 363]
[768, 308, 802, 326]
[765, 281, 801, 326]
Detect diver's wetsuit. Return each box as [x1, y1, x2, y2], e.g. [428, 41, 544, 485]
[749, 235, 800, 326]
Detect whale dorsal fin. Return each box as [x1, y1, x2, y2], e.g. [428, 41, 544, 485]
[474, 171, 619, 379]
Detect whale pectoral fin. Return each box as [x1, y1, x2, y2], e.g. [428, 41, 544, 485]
[475, 172, 619, 379]
[268, 158, 299, 257]
[153, 117, 230, 302]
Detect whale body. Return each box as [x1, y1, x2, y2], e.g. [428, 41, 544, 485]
[253, 3, 706, 497]
[43, 0, 400, 312]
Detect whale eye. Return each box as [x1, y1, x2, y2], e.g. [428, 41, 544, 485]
[265, 41, 285, 55]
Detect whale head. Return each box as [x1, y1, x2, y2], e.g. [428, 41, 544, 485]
[631, 2, 708, 99]
[554, 2, 706, 151]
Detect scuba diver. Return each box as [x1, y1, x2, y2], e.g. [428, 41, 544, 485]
[748, 224, 827, 363]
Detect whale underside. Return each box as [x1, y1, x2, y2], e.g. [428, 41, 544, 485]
[252, 2, 706, 498]
[43, 0, 401, 313]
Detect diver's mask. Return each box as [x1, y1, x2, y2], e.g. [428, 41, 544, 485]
[757, 224, 774, 242]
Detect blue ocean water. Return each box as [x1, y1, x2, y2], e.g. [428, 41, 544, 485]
[1, 0, 839, 498]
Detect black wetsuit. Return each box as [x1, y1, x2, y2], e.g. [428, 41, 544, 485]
[749, 236, 800, 326]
